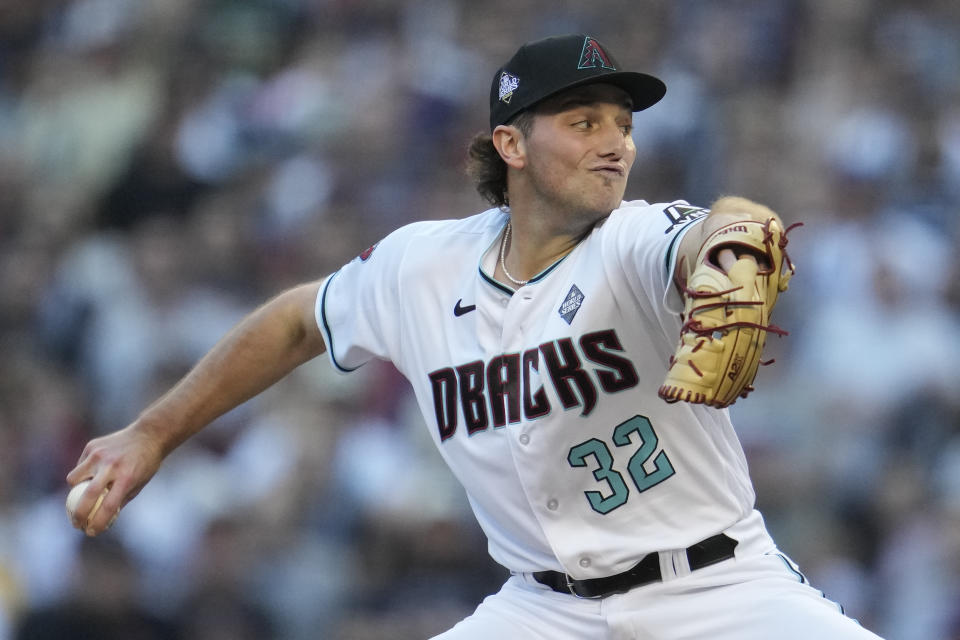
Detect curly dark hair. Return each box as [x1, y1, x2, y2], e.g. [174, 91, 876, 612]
[465, 111, 534, 208]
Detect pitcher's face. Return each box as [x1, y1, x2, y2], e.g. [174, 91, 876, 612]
[522, 84, 636, 225]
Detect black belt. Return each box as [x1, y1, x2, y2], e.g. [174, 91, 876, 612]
[533, 533, 738, 599]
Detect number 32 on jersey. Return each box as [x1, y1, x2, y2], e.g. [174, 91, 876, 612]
[567, 414, 674, 514]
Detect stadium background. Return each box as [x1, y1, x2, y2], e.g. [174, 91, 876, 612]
[1, 1, 958, 638]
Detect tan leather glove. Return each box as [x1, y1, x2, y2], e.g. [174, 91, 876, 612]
[659, 217, 798, 408]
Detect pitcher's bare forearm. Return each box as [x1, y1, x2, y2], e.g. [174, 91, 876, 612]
[66, 281, 326, 535]
[141, 281, 327, 455]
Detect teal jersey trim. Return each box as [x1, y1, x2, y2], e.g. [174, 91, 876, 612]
[319, 271, 362, 373]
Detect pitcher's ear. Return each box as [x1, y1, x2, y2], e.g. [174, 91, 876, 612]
[491, 124, 527, 170]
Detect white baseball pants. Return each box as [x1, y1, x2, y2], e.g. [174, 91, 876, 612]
[432, 514, 883, 639]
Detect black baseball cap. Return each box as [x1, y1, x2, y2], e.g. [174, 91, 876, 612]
[489, 34, 666, 130]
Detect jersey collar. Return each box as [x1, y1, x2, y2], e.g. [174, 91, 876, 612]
[478, 215, 574, 295]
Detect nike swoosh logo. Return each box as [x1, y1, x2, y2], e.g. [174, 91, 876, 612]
[454, 299, 477, 317]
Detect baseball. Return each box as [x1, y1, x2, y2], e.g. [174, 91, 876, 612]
[65, 479, 107, 523]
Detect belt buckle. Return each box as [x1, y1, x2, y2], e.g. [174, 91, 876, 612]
[565, 575, 604, 600]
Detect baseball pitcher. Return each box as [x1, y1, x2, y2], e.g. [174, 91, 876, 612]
[67, 35, 883, 639]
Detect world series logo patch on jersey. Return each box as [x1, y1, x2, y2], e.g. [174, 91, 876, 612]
[499, 71, 520, 103]
[558, 284, 585, 325]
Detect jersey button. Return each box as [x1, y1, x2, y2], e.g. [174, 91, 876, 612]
[499, 298, 508, 307]
[579, 557, 591, 569]
[546, 499, 558, 511]
[518, 434, 530, 445]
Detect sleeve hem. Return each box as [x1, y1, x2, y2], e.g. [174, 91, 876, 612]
[315, 271, 362, 374]
[662, 216, 705, 314]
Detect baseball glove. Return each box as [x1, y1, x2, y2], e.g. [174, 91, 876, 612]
[658, 216, 799, 408]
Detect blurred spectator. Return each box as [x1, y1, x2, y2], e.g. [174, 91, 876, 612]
[13, 536, 176, 640]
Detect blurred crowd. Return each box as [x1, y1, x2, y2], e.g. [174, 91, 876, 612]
[1, 0, 959, 638]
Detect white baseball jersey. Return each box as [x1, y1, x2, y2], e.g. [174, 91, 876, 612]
[316, 200, 756, 580]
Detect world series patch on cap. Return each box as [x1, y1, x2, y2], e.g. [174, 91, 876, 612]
[488, 34, 666, 130]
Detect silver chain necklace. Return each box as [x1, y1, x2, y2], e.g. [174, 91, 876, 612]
[499, 221, 529, 287]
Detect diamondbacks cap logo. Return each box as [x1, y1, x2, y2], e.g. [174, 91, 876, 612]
[498, 71, 520, 103]
[559, 284, 585, 325]
[578, 37, 616, 71]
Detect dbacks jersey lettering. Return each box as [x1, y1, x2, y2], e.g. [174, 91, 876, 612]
[316, 200, 755, 579]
